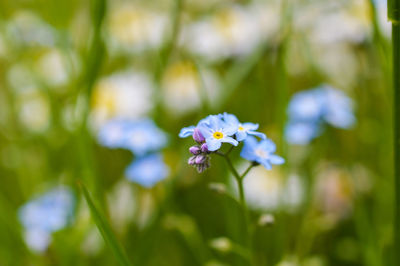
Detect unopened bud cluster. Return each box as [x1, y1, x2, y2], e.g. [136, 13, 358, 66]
[187, 129, 211, 173]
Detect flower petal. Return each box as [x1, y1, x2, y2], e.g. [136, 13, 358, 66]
[269, 155, 285, 165]
[236, 131, 247, 141]
[221, 136, 238, 146]
[259, 138, 276, 152]
[206, 138, 222, 151]
[179, 126, 195, 138]
[260, 159, 272, 170]
[247, 130, 266, 139]
[242, 122, 259, 131]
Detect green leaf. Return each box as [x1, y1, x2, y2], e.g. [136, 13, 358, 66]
[79, 182, 133, 266]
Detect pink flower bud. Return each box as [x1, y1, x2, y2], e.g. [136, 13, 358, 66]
[201, 143, 209, 153]
[189, 146, 201, 155]
[195, 155, 206, 164]
[193, 128, 205, 143]
[188, 156, 196, 165]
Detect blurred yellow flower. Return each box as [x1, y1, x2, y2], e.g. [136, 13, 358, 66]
[108, 5, 168, 54]
[90, 71, 154, 129]
[162, 60, 220, 114]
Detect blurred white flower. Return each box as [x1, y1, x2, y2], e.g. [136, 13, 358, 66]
[5, 11, 56, 47]
[181, 4, 278, 61]
[289, 0, 372, 86]
[90, 71, 154, 129]
[107, 5, 169, 54]
[107, 180, 136, 234]
[295, 0, 371, 45]
[374, 0, 391, 37]
[35, 48, 80, 88]
[162, 60, 220, 114]
[234, 165, 304, 211]
[314, 165, 354, 222]
[17, 89, 50, 133]
[7, 63, 36, 91]
[0, 33, 7, 58]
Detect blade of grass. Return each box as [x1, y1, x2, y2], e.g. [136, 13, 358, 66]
[393, 21, 400, 266]
[79, 182, 133, 266]
[390, 0, 400, 265]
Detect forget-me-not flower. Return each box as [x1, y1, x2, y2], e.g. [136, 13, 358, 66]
[285, 122, 320, 145]
[98, 119, 167, 156]
[222, 113, 266, 141]
[18, 186, 75, 252]
[98, 119, 131, 148]
[285, 85, 355, 145]
[123, 119, 167, 156]
[240, 136, 285, 170]
[198, 115, 238, 151]
[178, 116, 213, 139]
[125, 153, 169, 188]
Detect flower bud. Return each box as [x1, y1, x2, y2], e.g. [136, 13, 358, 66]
[258, 214, 275, 227]
[209, 237, 232, 253]
[201, 143, 209, 153]
[195, 155, 206, 164]
[208, 183, 227, 194]
[188, 156, 196, 165]
[189, 146, 201, 155]
[193, 128, 205, 143]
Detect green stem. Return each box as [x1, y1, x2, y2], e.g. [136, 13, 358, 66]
[393, 21, 400, 266]
[216, 152, 255, 264]
[390, 0, 400, 263]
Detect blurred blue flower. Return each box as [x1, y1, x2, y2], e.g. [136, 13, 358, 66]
[198, 115, 238, 151]
[125, 153, 169, 188]
[288, 89, 325, 123]
[285, 85, 355, 145]
[323, 87, 355, 129]
[222, 113, 266, 141]
[124, 120, 167, 156]
[98, 119, 167, 156]
[240, 136, 284, 170]
[98, 119, 131, 148]
[18, 186, 74, 252]
[285, 122, 320, 145]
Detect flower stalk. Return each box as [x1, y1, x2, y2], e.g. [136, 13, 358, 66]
[390, 0, 400, 264]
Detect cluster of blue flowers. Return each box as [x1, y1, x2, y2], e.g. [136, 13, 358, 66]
[98, 119, 169, 188]
[285, 85, 356, 145]
[179, 113, 284, 172]
[18, 186, 75, 252]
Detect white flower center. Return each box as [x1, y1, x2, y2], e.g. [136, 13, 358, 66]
[255, 148, 269, 159]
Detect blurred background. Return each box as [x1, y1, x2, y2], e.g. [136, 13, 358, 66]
[0, 0, 395, 265]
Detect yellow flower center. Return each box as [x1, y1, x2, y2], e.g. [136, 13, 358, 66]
[238, 125, 244, 131]
[213, 131, 224, 139]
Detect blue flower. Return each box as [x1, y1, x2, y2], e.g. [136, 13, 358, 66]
[178, 116, 212, 139]
[125, 153, 169, 188]
[18, 186, 75, 252]
[240, 136, 285, 170]
[222, 113, 266, 141]
[123, 120, 167, 156]
[198, 115, 238, 151]
[285, 85, 355, 145]
[288, 89, 325, 123]
[98, 119, 167, 156]
[285, 122, 320, 145]
[98, 119, 131, 148]
[323, 87, 355, 129]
